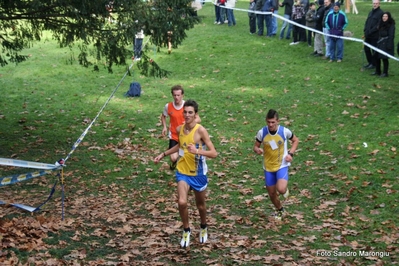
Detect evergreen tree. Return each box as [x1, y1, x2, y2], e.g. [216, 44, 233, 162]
[0, 0, 200, 77]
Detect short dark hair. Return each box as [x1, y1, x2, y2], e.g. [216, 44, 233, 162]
[309, 2, 315, 6]
[184, 99, 198, 113]
[171, 85, 184, 95]
[266, 109, 279, 120]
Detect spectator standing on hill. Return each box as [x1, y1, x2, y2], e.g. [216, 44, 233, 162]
[371, 12, 395, 77]
[253, 109, 299, 221]
[305, 2, 317, 47]
[219, 0, 228, 24]
[248, 0, 257, 34]
[256, 0, 266, 36]
[363, 0, 384, 69]
[290, 0, 305, 45]
[312, 0, 325, 56]
[322, 0, 333, 59]
[214, 0, 227, 24]
[325, 2, 348, 62]
[105, 1, 114, 23]
[257, 0, 274, 37]
[154, 100, 218, 248]
[271, 0, 280, 36]
[134, 30, 144, 60]
[279, 0, 294, 40]
[299, 0, 309, 42]
[263, 0, 275, 37]
[226, 0, 237, 26]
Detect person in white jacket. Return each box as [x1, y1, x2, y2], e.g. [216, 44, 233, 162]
[225, 0, 237, 26]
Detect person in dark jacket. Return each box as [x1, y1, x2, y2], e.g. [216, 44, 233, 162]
[262, 0, 275, 37]
[248, 0, 257, 34]
[290, 0, 305, 45]
[371, 12, 395, 77]
[312, 0, 325, 56]
[256, 0, 266, 36]
[363, 0, 384, 69]
[305, 3, 316, 47]
[322, 0, 333, 59]
[279, 0, 294, 39]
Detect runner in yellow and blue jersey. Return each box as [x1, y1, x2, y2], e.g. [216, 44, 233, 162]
[154, 100, 217, 248]
[253, 109, 299, 221]
[160, 85, 201, 170]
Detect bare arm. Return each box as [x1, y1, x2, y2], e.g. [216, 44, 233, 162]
[253, 140, 263, 155]
[289, 135, 299, 154]
[153, 142, 180, 163]
[161, 113, 167, 136]
[285, 135, 299, 162]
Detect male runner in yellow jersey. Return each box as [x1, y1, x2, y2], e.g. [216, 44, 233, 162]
[253, 109, 299, 220]
[154, 100, 217, 248]
[161, 85, 200, 170]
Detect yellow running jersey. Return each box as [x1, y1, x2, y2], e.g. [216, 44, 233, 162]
[256, 125, 293, 172]
[176, 124, 208, 176]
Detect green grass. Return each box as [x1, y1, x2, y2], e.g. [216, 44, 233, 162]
[1, 1, 399, 265]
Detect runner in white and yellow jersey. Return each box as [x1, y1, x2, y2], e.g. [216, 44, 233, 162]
[253, 109, 299, 221]
[154, 100, 217, 248]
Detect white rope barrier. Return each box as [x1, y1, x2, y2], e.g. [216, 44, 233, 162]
[210, 1, 399, 62]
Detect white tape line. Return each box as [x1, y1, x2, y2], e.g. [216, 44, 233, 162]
[0, 158, 56, 170]
[213, 3, 399, 62]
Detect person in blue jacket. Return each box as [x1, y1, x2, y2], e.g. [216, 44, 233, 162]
[325, 2, 348, 62]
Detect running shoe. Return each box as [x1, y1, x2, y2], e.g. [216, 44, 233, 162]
[283, 188, 289, 199]
[274, 208, 285, 221]
[199, 227, 208, 244]
[180, 230, 191, 248]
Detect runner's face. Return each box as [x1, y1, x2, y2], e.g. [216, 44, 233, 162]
[183, 106, 196, 123]
[172, 90, 183, 105]
[266, 117, 279, 132]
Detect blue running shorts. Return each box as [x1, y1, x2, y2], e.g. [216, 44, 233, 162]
[176, 171, 208, 192]
[264, 167, 289, 187]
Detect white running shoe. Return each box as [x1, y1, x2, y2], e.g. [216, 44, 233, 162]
[199, 227, 208, 244]
[283, 188, 289, 199]
[180, 230, 191, 248]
